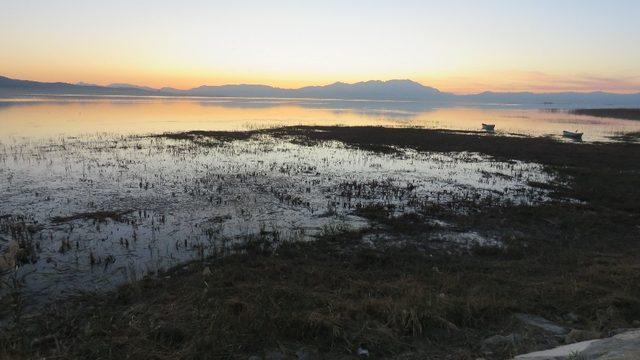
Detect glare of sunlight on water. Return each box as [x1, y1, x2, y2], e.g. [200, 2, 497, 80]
[1, 96, 640, 142]
[1, 132, 554, 306]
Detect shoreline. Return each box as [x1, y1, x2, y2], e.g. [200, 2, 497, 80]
[571, 108, 640, 121]
[2, 126, 640, 359]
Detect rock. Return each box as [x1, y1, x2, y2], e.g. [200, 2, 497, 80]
[481, 333, 522, 351]
[356, 346, 369, 357]
[248, 356, 263, 360]
[514, 340, 598, 359]
[609, 328, 637, 336]
[564, 329, 601, 344]
[583, 329, 640, 359]
[515, 313, 569, 335]
[515, 328, 640, 360]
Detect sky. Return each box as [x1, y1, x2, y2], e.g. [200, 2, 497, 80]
[1, 0, 639, 93]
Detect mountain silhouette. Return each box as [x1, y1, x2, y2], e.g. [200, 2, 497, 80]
[1, 75, 639, 105]
[0, 76, 155, 96]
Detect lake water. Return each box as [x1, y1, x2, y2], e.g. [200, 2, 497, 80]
[1, 96, 640, 142]
[0, 96, 637, 312]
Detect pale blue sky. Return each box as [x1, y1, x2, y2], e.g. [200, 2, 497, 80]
[1, 0, 639, 92]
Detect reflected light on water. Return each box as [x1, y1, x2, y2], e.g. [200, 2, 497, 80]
[1, 96, 640, 142]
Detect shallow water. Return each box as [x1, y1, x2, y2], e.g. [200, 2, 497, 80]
[0, 95, 626, 311]
[1, 96, 639, 142]
[1, 132, 555, 306]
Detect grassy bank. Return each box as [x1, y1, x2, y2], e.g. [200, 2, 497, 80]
[2, 127, 640, 359]
[570, 108, 640, 121]
[2, 204, 639, 359]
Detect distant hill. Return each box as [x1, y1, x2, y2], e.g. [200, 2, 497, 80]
[162, 79, 448, 100]
[299, 80, 446, 100]
[0, 76, 157, 96]
[107, 83, 158, 92]
[1, 75, 639, 105]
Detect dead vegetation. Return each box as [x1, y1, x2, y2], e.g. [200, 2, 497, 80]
[1, 202, 639, 359]
[2, 126, 640, 359]
[609, 131, 640, 143]
[162, 126, 640, 212]
[51, 210, 133, 224]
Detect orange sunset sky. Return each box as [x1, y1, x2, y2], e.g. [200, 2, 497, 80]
[2, 0, 639, 93]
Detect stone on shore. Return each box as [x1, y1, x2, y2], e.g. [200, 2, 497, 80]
[515, 329, 640, 360]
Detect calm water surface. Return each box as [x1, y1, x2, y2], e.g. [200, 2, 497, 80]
[1, 96, 639, 142]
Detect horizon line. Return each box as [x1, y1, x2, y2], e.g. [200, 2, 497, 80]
[2, 74, 640, 96]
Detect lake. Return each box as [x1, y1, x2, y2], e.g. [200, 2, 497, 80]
[0, 96, 638, 313]
[1, 96, 640, 142]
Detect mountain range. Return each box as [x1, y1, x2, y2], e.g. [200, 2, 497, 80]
[1, 75, 639, 105]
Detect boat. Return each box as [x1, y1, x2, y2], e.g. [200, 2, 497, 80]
[482, 123, 496, 131]
[562, 130, 583, 140]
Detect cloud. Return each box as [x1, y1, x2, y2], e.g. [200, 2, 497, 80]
[428, 71, 640, 94]
[498, 71, 640, 93]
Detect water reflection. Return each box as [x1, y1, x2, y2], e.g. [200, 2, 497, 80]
[3, 95, 635, 310]
[0, 134, 554, 305]
[1, 96, 640, 142]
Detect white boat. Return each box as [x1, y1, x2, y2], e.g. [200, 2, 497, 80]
[562, 130, 583, 140]
[482, 123, 496, 131]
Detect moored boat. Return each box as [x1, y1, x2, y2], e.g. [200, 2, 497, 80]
[482, 123, 496, 131]
[562, 130, 583, 140]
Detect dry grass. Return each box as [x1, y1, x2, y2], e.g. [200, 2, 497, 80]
[2, 126, 640, 359]
[2, 199, 640, 359]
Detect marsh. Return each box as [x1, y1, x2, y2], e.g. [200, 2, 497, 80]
[1, 97, 640, 359]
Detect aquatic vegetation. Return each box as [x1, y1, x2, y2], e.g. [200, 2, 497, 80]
[0, 125, 639, 359]
[0, 131, 557, 308]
